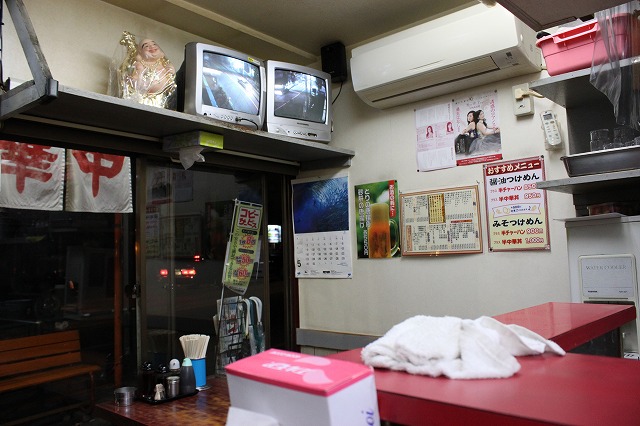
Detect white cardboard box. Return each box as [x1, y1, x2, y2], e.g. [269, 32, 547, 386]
[225, 349, 380, 426]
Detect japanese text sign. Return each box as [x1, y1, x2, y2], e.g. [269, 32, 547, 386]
[400, 185, 483, 256]
[222, 200, 263, 294]
[483, 156, 550, 251]
[66, 150, 133, 213]
[354, 180, 400, 259]
[0, 141, 65, 210]
[0, 140, 132, 213]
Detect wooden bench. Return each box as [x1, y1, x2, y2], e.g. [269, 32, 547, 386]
[0, 329, 101, 424]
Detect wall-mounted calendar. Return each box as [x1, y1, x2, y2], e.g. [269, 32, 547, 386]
[292, 175, 353, 278]
[400, 185, 483, 256]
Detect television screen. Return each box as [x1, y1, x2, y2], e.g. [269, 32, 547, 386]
[179, 42, 266, 129]
[273, 69, 328, 124]
[265, 60, 332, 142]
[201, 51, 262, 115]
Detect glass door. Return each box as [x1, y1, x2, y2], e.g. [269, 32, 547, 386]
[139, 161, 287, 375]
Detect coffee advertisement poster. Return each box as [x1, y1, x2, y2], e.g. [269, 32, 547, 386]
[354, 180, 400, 259]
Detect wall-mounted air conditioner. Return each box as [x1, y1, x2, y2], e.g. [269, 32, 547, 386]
[350, 4, 542, 109]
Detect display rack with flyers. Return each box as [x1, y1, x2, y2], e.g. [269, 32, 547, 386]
[213, 294, 265, 373]
[214, 295, 245, 373]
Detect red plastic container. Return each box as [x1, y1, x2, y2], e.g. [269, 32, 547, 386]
[536, 14, 639, 76]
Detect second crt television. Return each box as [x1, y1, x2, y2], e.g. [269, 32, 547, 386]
[265, 61, 332, 142]
[178, 42, 266, 129]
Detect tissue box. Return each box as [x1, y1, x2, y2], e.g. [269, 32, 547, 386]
[225, 349, 380, 426]
[536, 14, 640, 76]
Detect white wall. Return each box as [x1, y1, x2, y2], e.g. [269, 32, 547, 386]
[297, 75, 577, 337]
[5, 0, 577, 340]
[3, 0, 209, 93]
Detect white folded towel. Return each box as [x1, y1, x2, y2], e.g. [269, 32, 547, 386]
[361, 315, 565, 379]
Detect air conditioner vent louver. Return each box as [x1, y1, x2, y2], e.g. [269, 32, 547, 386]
[364, 57, 499, 105]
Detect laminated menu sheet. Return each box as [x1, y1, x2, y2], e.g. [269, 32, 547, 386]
[400, 185, 482, 255]
[483, 156, 550, 252]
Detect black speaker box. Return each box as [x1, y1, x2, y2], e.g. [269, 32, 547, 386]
[321, 42, 348, 83]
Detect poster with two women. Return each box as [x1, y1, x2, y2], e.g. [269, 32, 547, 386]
[415, 90, 502, 171]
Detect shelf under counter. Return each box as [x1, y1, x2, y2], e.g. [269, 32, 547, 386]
[0, 85, 354, 172]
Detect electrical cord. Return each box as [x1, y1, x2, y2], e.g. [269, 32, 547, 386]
[514, 88, 544, 100]
[235, 117, 260, 130]
[332, 80, 343, 105]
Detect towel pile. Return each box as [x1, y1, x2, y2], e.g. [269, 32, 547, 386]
[361, 315, 565, 379]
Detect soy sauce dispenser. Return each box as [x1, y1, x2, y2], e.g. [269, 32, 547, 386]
[139, 361, 155, 399]
[179, 357, 196, 395]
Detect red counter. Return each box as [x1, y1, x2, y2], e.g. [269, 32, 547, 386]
[330, 302, 639, 426]
[332, 349, 640, 425]
[492, 301, 635, 351]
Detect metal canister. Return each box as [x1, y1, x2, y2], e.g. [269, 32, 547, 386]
[166, 376, 180, 398]
[114, 386, 136, 406]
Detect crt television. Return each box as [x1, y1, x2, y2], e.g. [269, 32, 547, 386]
[178, 42, 266, 129]
[265, 61, 332, 142]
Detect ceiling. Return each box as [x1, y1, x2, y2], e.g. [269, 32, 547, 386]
[99, 0, 629, 66]
[99, 0, 474, 65]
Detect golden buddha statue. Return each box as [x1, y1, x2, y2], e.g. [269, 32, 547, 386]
[118, 31, 177, 109]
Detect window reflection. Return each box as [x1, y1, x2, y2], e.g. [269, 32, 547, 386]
[142, 165, 266, 374]
[0, 208, 136, 385]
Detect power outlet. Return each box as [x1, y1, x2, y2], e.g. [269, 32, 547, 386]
[512, 83, 534, 116]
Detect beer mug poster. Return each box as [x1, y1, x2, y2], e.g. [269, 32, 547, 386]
[354, 180, 401, 259]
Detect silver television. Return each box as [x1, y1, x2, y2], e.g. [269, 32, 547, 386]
[178, 42, 266, 130]
[265, 61, 332, 142]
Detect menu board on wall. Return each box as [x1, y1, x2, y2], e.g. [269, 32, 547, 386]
[400, 185, 482, 256]
[483, 156, 550, 251]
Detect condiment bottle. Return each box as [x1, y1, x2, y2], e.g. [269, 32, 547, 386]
[169, 358, 181, 376]
[156, 364, 170, 390]
[154, 383, 165, 400]
[179, 357, 196, 395]
[139, 361, 155, 399]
